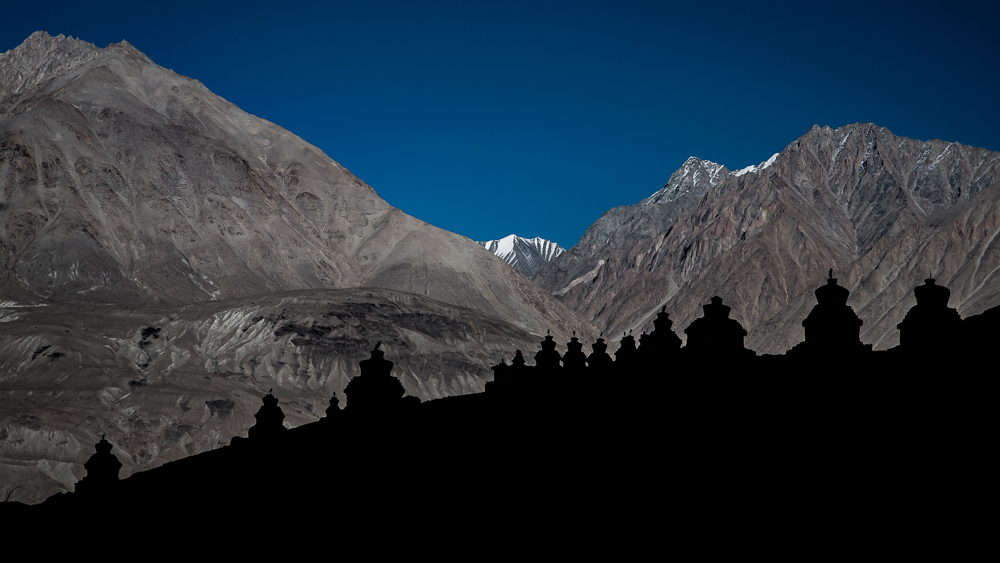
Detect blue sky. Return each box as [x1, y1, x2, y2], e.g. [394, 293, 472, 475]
[3, 0, 998, 249]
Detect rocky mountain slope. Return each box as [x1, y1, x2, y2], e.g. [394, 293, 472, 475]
[0, 288, 546, 505]
[0, 32, 597, 504]
[534, 123, 1000, 353]
[0, 32, 590, 337]
[478, 234, 564, 277]
[535, 157, 729, 300]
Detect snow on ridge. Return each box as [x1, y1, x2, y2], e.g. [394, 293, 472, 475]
[477, 235, 565, 275]
[528, 237, 565, 262]
[833, 130, 853, 160]
[927, 143, 954, 172]
[733, 152, 780, 177]
[761, 152, 778, 169]
[707, 162, 727, 185]
[493, 234, 518, 258]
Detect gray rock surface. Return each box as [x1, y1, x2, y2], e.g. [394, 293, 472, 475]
[0, 32, 590, 338]
[0, 288, 545, 504]
[0, 32, 598, 504]
[534, 123, 1000, 354]
[535, 157, 728, 300]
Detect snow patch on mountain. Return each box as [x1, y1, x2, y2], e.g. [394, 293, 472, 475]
[733, 153, 780, 177]
[479, 235, 565, 277]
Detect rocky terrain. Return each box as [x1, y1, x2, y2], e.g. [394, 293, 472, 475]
[534, 123, 1000, 353]
[0, 32, 590, 336]
[478, 234, 564, 277]
[0, 287, 546, 505]
[7, 31, 996, 505]
[535, 157, 729, 302]
[0, 32, 597, 504]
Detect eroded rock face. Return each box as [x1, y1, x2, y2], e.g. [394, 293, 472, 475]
[534, 157, 729, 301]
[535, 124, 1000, 354]
[0, 287, 547, 504]
[0, 32, 590, 339]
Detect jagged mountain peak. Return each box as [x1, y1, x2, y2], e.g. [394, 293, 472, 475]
[676, 156, 728, 182]
[644, 157, 729, 206]
[644, 156, 730, 197]
[533, 155, 734, 297]
[536, 123, 1000, 356]
[4, 30, 97, 56]
[1, 32, 101, 101]
[479, 235, 565, 277]
[679, 155, 721, 168]
[1, 31, 144, 63]
[737, 122, 894, 176]
[809, 122, 885, 136]
[0, 32, 157, 114]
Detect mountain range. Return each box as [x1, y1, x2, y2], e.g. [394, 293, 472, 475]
[0, 32, 587, 332]
[0, 32, 595, 504]
[477, 235, 564, 277]
[534, 123, 1000, 353]
[4, 30, 1000, 506]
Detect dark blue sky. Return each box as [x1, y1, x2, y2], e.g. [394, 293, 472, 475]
[4, 0, 998, 249]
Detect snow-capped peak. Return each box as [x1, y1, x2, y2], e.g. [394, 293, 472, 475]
[489, 234, 519, 259]
[733, 152, 780, 177]
[478, 235, 565, 277]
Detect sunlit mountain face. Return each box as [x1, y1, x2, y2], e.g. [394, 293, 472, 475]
[534, 123, 1000, 354]
[0, 32, 597, 505]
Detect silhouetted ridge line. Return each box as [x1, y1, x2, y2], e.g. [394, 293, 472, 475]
[15, 277, 995, 530]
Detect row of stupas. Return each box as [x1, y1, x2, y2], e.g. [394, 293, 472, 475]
[60, 273, 974, 502]
[489, 271, 965, 387]
[64, 341, 414, 501]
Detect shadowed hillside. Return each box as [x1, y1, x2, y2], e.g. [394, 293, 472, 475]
[6, 277, 993, 550]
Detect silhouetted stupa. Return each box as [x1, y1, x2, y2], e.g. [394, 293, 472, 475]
[563, 332, 587, 376]
[534, 332, 562, 376]
[615, 332, 637, 371]
[897, 278, 962, 353]
[587, 337, 614, 377]
[74, 435, 122, 497]
[512, 350, 526, 368]
[789, 270, 871, 357]
[344, 342, 410, 412]
[683, 296, 752, 357]
[637, 306, 682, 373]
[649, 307, 682, 351]
[487, 358, 512, 393]
[246, 389, 287, 440]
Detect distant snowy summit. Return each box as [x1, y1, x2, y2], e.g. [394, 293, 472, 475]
[732, 152, 780, 177]
[478, 235, 565, 277]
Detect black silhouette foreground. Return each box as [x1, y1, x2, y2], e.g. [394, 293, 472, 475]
[5, 277, 993, 549]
